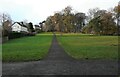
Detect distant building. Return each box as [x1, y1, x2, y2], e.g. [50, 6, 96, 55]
[34, 25, 41, 33]
[11, 22, 28, 33]
[34, 25, 41, 29]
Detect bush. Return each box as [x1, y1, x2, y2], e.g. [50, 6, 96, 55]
[8, 32, 28, 39]
[27, 32, 36, 36]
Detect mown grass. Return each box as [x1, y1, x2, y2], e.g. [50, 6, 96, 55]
[57, 33, 119, 60]
[0, 44, 2, 60]
[2, 33, 53, 62]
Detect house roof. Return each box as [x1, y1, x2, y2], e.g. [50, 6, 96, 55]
[12, 22, 27, 28]
[34, 25, 40, 27]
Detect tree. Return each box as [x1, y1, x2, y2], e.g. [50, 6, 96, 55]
[89, 10, 106, 34]
[0, 13, 12, 37]
[0, 13, 12, 24]
[45, 16, 54, 32]
[44, 6, 74, 33]
[44, 6, 86, 33]
[86, 10, 117, 35]
[28, 22, 35, 33]
[88, 16, 101, 34]
[62, 6, 72, 16]
[74, 12, 86, 32]
[103, 12, 117, 35]
[114, 1, 120, 35]
[62, 6, 75, 32]
[62, 13, 75, 32]
[87, 8, 100, 22]
[3, 20, 12, 36]
[53, 12, 64, 32]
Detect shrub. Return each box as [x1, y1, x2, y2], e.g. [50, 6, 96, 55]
[8, 32, 28, 39]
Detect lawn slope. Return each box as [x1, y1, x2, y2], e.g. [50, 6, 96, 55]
[3, 33, 53, 62]
[57, 33, 118, 60]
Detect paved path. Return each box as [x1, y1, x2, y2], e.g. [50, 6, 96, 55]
[2, 34, 118, 75]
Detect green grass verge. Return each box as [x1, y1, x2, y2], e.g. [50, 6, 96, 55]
[57, 33, 119, 60]
[0, 44, 2, 60]
[2, 33, 53, 62]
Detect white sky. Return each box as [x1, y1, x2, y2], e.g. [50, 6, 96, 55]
[0, 0, 119, 24]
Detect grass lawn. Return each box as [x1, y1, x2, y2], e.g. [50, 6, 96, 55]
[2, 33, 53, 62]
[0, 44, 1, 60]
[57, 33, 119, 60]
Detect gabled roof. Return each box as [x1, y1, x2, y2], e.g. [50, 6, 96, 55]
[12, 22, 27, 28]
[34, 25, 40, 27]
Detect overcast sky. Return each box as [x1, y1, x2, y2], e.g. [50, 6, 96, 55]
[0, 0, 119, 24]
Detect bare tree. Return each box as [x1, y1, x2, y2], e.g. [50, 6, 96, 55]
[75, 12, 86, 32]
[114, 1, 120, 35]
[62, 6, 72, 16]
[0, 13, 12, 37]
[0, 13, 12, 25]
[87, 8, 99, 22]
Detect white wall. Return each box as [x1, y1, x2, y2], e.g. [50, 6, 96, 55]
[21, 26, 28, 32]
[12, 23, 21, 32]
[12, 23, 28, 32]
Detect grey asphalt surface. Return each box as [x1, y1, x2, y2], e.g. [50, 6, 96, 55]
[2, 34, 118, 75]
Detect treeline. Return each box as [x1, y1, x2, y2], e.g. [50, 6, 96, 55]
[44, 6, 86, 33]
[43, 2, 120, 35]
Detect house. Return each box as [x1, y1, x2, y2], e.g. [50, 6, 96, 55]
[34, 25, 41, 29]
[11, 22, 28, 33]
[34, 25, 41, 33]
